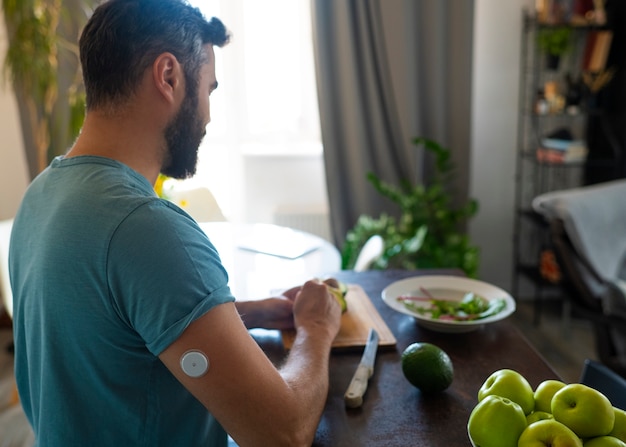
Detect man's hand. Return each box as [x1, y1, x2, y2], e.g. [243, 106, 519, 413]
[235, 279, 343, 331]
[292, 279, 342, 341]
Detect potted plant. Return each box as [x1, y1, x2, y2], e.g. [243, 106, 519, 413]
[341, 137, 480, 277]
[537, 26, 572, 70]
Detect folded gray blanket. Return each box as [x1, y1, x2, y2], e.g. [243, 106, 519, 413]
[532, 179, 626, 284]
[533, 179, 626, 323]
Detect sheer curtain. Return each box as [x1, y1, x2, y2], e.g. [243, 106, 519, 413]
[189, 0, 322, 222]
[312, 0, 475, 244]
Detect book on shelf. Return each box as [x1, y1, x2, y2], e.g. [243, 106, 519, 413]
[582, 30, 613, 73]
[536, 143, 588, 164]
[540, 137, 586, 152]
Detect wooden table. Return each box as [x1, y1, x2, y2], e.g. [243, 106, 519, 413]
[251, 269, 560, 447]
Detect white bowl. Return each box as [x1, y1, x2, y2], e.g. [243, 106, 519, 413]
[381, 275, 516, 333]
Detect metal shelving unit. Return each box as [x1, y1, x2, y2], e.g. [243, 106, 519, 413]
[512, 13, 617, 323]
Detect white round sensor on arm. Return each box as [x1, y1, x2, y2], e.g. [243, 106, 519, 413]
[180, 350, 209, 378]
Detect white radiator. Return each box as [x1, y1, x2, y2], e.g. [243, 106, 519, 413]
[272, 206, 332, 242]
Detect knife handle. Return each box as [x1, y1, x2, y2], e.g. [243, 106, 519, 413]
[344, 364, 373, 408]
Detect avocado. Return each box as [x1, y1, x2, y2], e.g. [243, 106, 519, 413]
[325, 279, 348, 313]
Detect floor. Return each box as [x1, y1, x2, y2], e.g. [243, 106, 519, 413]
[0, 329, 33, 447]
[511, 297, 597, 383]
[0, 298, 598, 445]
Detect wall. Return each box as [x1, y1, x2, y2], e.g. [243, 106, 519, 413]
[0, 11, 29, 220]
[469, 0, 531, 291]
[242, 151, 331, 240]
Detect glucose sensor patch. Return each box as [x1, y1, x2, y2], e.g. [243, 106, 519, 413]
[180, 350, 209, 378]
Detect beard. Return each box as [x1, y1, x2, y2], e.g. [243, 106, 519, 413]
[161, 89, 207, 179]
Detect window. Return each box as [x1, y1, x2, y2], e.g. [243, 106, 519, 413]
[187, 0, 322, 221]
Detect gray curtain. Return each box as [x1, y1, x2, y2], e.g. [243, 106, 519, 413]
[312, 0, 474, 246]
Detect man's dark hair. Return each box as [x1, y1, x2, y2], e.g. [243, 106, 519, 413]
[79, 0, 230, 111]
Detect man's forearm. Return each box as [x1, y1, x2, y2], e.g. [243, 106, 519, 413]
[277, 326, 335, 446]
[234, 298, 295, 330]
[234, 300, 261, 329]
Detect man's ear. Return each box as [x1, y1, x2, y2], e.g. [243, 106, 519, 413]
[153, 52, 183, 104]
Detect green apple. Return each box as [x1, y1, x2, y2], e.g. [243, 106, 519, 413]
[609, 408, 626, 442]
[552, 384, 615, 438]
[478, 369, 535, 415]
[535, 379, 567, 413]
[583, 436, 626, 447]
[468, 394, 527, 447]
[528, 410, 554, 425]
[518, 419, 582, 447]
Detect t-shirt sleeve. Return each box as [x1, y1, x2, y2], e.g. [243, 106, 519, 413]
[106, 200, 235, 356]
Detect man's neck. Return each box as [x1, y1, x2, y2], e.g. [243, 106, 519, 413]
[66, 111, 164, 185]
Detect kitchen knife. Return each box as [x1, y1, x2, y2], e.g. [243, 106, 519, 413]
[344, 328, 379, 408]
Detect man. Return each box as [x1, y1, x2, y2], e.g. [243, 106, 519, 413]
[9, 1, 342, 446]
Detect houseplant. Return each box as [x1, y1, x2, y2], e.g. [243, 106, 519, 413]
[2, 0, 92, 178]
[341, 137, 480, 277]
[537, 26, 572, 70]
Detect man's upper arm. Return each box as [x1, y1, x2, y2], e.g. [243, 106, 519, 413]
[158, 301, 295, 443]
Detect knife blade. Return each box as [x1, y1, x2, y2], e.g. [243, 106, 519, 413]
[344, 328, 379, 408]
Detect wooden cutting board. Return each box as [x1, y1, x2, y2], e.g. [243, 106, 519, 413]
[282, 284, 397, 351]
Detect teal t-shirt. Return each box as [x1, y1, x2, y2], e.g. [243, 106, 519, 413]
[10, 156, 235, 446]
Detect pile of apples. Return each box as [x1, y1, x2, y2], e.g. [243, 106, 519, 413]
[467, 369, 626, 447]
